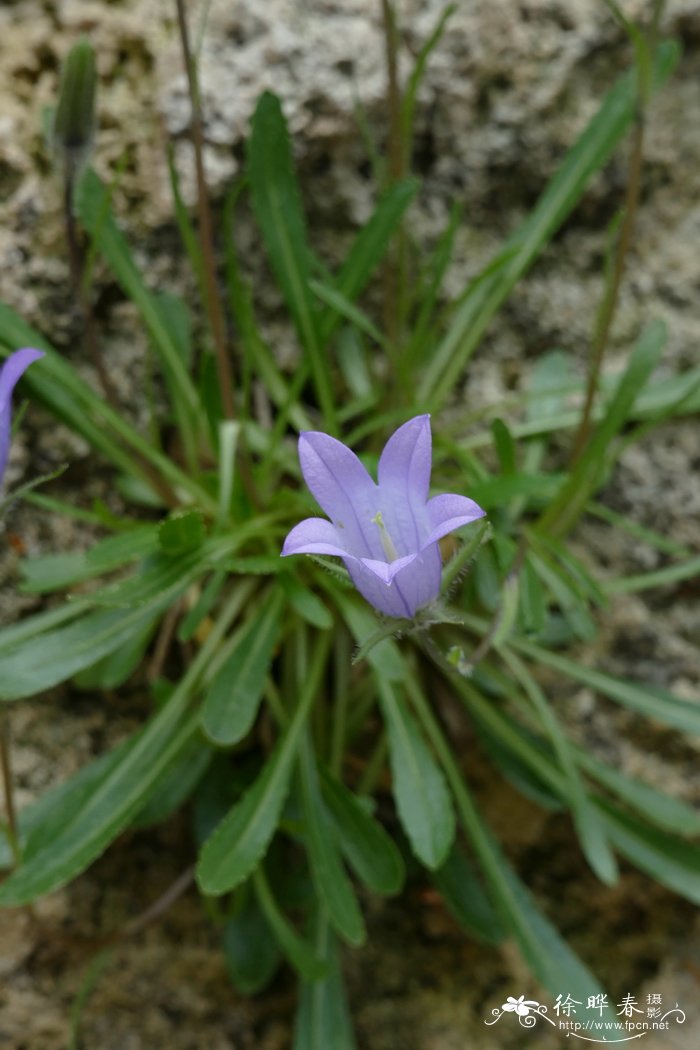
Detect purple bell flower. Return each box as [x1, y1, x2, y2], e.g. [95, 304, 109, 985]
[0, 348, 45, 489]
[282, 414, 485, 618]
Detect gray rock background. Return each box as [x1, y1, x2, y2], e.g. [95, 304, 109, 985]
[0, 1, 699, 1047]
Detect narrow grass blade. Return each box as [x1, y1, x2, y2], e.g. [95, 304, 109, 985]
[0, 311, 212, 507]
[600, 802, 700, 905]
[422, 42, 679, 408]
[319, 178, 419, 345]
[540, 319, 666, 535]
[76, 169, 202, 428]
[512, 635, 700, 737]
[248, 92, 336, 429]
[577, 751, 700, 838]
[500, 650, 618, 885]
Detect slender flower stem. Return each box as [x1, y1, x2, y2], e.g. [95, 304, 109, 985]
[174, 0, 235, 421]
[119, 865, 195, 940]
[570, 3, 665, 464]
[63, 174, 120, 408]
[0, 717, 19, 868]
[379, 0, 407, 389]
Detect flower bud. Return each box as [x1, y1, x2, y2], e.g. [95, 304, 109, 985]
[53, 38, 97, 176]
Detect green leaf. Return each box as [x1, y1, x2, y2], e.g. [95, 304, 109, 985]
[397, 672, 611, 1006]
[541, 319, 666, 534]
[525, 350, 574, 422]
[432, 843, 503, 945]
[600, 803, 700, 906]
[404, 202, 463, 367]
[491, 418, 516, 475]
[0, 737, 134, 871]
[378, 678, 455, 869]
[422, 42, 679, 408]
[20, 526, 159, 595]
[519, 556, 547, 635]
[577, 751, 700, 838]
[248, 92, 336, 428]
[501, 851, 610, 1003]
[223, 189, 310, 433]
[281, 574, 334, 630]
[500, 650, 618, 885]
[75, 168, 202, 428]
[298, 735, 365, 946]
[0, 701, 199, 904]
[0, 589, 246, 900]
[151, 292, 193, 369]
[513, 636, 700, 737]
[0, 312, 211, 508]
[293, 913, 357, 1050]
[196, 744, 294, 895]
[201, 591, 283, 746]
[336, 594, 404, 682]
[320, 179, 419, 344]
[197, 637, 329, 895]
[310, 279, 387, 349]
[254, 866, 328, 981]
[320, 770, 404, 896]
[158, 509, 206, 554]
[87, 547, 209, 609]
[222, 892, 281, 994]
[336, 327, 373, 400]
[131, 733, 213, 829]
[471, 709, 564, 811]
[0, 601, 172, 701]
[527, 548, 597, 641]
[71, 616, 158, 690]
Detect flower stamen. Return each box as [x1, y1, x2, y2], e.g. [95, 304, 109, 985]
[371, 510, 400, 562]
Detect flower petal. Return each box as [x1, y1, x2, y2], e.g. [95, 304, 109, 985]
[0, 348, 44, 483]
[344, 559, 415, 618]
[281, 517, 349, 558]
[359, 552, 418, 584]
[298, 431, 382, 559]
[377, 415, 432, 553]
[378, 414, 432, 501]
[391, 543, 442, 615]
[422, 492, 485, 549]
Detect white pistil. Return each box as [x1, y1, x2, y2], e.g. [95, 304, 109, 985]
[371, 511, 400, 562]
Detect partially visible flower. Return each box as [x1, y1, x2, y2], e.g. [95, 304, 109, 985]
[281, 414, 485, 618]
[0, 348, 45, 488]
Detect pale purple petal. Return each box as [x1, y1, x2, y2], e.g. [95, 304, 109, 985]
[298, 431, 383, 560]
[283, 417, 487, 619]
[282, 517, 349, 558]
[345, 559, 415, 618]
[390, 543, 442, 615]
[0, 348, 44, 483]
[422, 493, 485, 549]
[377, 415, 432, 554]
[359, 552, 418, 584]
